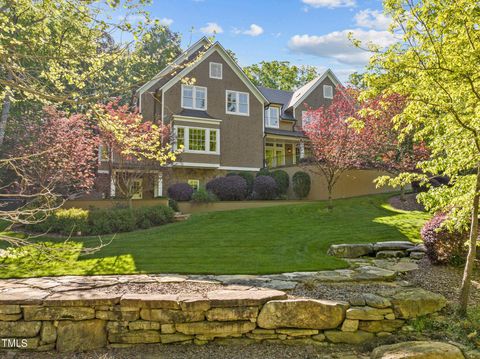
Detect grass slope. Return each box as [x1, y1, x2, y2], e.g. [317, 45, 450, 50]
[0, 194, 430, 278]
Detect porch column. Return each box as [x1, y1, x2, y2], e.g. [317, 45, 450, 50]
[153, 173, 163, 197]
[110, 171, 116, 198]
[299, 142, 305, 159]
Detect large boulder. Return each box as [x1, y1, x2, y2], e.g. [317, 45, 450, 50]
[371, 341, 465, 359]
[391, 289, 447, 319]
[327, 244, 374, 258]
[257, 299, 348, 329]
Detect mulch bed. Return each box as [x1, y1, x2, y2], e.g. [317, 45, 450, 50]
[389, 193, 425, 211]
[404, 257, 480, 305]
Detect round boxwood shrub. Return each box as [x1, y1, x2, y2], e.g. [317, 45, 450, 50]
[167, 182, 194, 201]
[227, 171, 255, 194]
[206, 175, 247, 201]
[421, 213, 468, 265]
[271, 170, 290, 196]
[256, 168, 271, 177]
[253, 175, 277, 200]
[292, 171, 311, 199]
[192, 187, 218, 203]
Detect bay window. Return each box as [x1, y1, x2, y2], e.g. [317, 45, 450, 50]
[175, 126, 219, 154]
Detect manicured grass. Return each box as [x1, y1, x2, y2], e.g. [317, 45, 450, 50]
[0, 194, 430, 278]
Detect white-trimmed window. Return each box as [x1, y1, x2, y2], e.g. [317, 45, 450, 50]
[323, 84, 333, 99]
[226, 90, 249, 116]
[302, 111, 314, 127]
[175, 126, 219, 154]
[265, 107, 280, 128]
[181, 85, 207, 110]
[209, 62, 222, 79]
[188, 179, 200, 191]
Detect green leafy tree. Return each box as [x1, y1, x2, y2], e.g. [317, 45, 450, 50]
[363, 0, 480, 315]
[244, 61, 318, 91]
[0, 0, 150, 147]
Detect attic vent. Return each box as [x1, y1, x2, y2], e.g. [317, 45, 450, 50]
[210, 62, 222, 79]
[323, 85, 333, 99]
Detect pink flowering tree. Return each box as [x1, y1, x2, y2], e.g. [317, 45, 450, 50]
[303, 87, 373, 208]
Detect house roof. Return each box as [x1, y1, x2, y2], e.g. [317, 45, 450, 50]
[177, 109, 214, 119]
[257, 86, 295, 121]
[264, 128, 306, 138]
[288, 69, 342, 110]
[137, 38, 268, 106]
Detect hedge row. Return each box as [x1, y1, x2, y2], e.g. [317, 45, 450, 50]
[28, 205, 174, 236]
[167, 170, 311, 202]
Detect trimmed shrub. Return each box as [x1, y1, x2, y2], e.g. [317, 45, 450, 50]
[168, 198, 179, 212]
[31, 208, 89, 235]
[206, 175, 247, 201]
[292, 171, 311, 199]
[253, 175, 277, 200]
[256, 168, 271, 177]
[228, 171, 255, 194]
[192, 187, 217, 203]
[167, 183, 194, 201]
[271, 170, 290, 195]
[421, 213, 468, 265]
[27, 205, 174, 236]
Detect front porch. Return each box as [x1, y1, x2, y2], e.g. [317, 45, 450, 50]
[264, 134, 307, 169]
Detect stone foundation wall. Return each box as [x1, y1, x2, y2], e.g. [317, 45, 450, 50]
[0, 288, 446, 352]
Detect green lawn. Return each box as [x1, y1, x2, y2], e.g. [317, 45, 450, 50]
[0, 194, 430, 278]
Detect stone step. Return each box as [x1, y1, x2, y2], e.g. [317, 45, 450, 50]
[173, 213, 190, 222]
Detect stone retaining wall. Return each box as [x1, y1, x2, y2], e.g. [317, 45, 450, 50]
[0, 288, 446, 352]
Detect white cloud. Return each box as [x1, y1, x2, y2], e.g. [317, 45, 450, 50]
[200, 22, 223, 35]
[244, 24, 264, 37]
[288, 29, 397, 65]
[158, 17, 174, 26]
[302, 0, 356, 9]
[233, 24, 264, 37]
[354, 9, 392, 31]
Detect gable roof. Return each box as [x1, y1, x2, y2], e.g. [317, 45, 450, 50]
[137, 38, 268, 105]
[288, 69, 342, 109]
[136, 37, 211, 96]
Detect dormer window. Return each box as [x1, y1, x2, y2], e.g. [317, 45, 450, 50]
[209, 62, 222, 79]
[323, 85, 333, 99]
[182, 85, 207, 110]
[265, 107, 279, 128]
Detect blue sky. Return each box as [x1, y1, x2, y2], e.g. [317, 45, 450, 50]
[121, 0, 395, 82]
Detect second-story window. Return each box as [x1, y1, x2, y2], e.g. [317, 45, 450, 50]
[182, 85, 207, 110]
[265, 107, 279, 128]
[175, 126, 219, 154]
[302, 111, 314, 127]
[226, 90, 249, 115]
[209, 62, 222, 79]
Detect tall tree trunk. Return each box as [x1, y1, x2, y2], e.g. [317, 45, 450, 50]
[400, 185, 406, 202]
[458, 166, 480, 316]
[0, 71, 13, 148]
